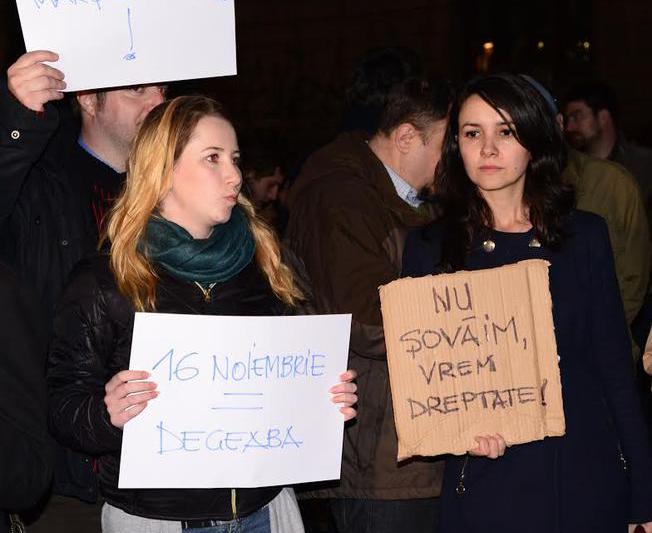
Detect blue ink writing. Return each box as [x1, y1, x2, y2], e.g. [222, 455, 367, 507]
[123, 6, 136, 61]
[211, 406, 264, 411]
[152, 349, 199, 382]
[150, 347, 327, 383]
[33, 0, 102, 11]
[212, 351, 326, 382]
[156, 421, 303, 454]
[211, 392, 264, 411]
[212, 391, 264, 410]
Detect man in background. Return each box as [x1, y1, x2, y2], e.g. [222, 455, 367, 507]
[0, 263, 52, 533]
[240, 131, 288, 234]
[564, 81, 652, 232]
[286, 71, 452, 532]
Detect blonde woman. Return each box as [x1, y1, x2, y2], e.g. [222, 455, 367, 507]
[47, 96, 357, 533]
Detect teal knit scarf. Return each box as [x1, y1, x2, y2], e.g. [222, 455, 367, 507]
[141, 206, 255, 285]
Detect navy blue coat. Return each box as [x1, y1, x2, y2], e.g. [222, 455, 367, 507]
[402, 210, 652, 533]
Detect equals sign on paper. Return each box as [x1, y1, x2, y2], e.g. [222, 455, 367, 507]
[212, 392, 264, 411]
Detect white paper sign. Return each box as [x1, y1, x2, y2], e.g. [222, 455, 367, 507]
[118, 313, 352, 489]
[15, 0, 237, 91]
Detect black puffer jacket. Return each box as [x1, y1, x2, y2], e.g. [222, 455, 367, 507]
[47, 254, 289, 520]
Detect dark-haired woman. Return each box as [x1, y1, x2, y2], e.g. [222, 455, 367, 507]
[402, 74, 652, 533]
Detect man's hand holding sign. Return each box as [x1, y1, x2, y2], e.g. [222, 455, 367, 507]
[15, 0, 237, 91]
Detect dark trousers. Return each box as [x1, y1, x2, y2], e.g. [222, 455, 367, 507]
[24, 494, 102, 533]
[329, 498, 440, 533]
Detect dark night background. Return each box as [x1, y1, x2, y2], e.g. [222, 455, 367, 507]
[1, 0, 651, 170]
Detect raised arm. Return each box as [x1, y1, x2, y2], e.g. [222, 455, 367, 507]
[0, 51, 66, 220]
[7, 50, 66, 112]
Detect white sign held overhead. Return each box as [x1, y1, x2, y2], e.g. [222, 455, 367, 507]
[118, 313, 352, 489]
[15, 0, 237, 91]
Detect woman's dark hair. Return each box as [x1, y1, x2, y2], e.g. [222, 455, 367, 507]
[438, 73, 574, 270]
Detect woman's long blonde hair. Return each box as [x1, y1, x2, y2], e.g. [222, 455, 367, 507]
[103, 95, 302, 311]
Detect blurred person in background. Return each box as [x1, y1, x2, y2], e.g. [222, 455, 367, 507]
[564, 81, 652, 228]
[240, 130, 289, 235]
[564, 81, 652, 407]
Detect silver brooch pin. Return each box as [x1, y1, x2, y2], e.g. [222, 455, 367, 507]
[528, 238, 541, 248]
[482, 240, 496, 253]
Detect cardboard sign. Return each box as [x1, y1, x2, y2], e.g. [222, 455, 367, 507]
[119, 312, 351, 489]
[15, 0, 237, 91]
[379, 259, 565, 459]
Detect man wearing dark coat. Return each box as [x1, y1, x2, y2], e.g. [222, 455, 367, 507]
[286, 74, 452, 533]
[0, 263, 51, 533]
[0, 50, 164, 532]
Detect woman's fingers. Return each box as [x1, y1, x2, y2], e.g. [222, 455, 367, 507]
[327, 370, 358, 421]
[329, 381, 357, 395]
[487, 437, 500, 458]
[469, 434, 507, 459]
[339, 406, 357, 422]
[106, 389, 158, 428]
[468, 437, 488, 457]
[329, 369, 358, 394]
[107, 389, 159, 415]
[105, 370, 150, 394]
[329, 369, 358, 400]
[330, 381, 358, 412]
[104, 370, 157, 428]
[495, 434, 507, 456]
[106, 379, 157, 410]
[338, 369, 358, 382]
[111, 401, 150, 428]
[330, 392, 358, 406]
[118, 379, 158, 397]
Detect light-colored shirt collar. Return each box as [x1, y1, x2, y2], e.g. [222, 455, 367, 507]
[77, 137, 122, 173]
[383, 163, 422, 208]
